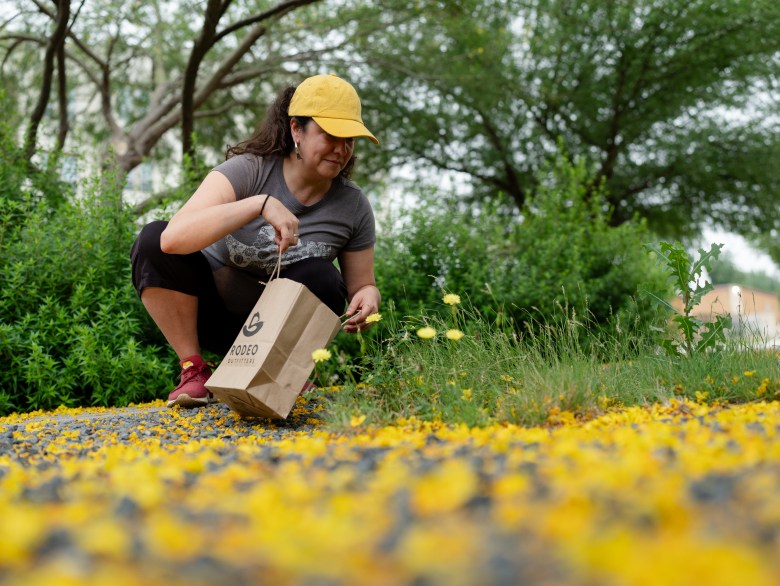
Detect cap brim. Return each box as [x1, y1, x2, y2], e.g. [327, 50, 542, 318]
[313, 116, 379, 145]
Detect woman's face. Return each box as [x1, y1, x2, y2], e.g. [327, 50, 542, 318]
[294, 120, 354, 180]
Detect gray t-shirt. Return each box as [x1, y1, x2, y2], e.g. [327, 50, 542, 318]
[202, 154, 375, 314]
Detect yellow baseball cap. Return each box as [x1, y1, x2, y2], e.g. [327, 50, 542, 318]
[288, 74, 379, 144]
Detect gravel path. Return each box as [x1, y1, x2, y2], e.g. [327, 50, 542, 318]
[2, 397, 780, 586]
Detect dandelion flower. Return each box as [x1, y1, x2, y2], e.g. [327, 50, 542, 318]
[443, 293, 461, 306]
[461, 388, 472, 401]
[350, 414, 366, 427]
[417, 326, 436, 339]
[311, 348, 332, 363]
[446, 329, 465, 341]
[744, 370, 756, 377]
[365, 313, 382, 324]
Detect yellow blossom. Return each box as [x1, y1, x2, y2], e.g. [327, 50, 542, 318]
[416, 326, 436, 339]
[365, 313, 382, 324]
[744, 370, 756, 377]
[445, 329, 465, 341]
[311, 348, 332, 363]
[6, 391, 780, 586]
[442, 293, 461, 306]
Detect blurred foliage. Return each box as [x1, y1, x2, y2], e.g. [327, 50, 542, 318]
[352, 0, 780, 259]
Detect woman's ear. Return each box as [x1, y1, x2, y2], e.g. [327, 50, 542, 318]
[289, 118, 302, 144]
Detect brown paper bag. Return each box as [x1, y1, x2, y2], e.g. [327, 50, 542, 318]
[205, 276, 341, 419]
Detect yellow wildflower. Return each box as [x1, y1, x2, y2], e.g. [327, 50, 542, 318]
[442, 293, 461, 306]
[365, 313, 382, 324]
[417, 327, 436, 339]
[311, 348, 332, 363]
[445, 329, 465, 341]
[461, 389, 472, 401]
[744, 370, 756, 377]
[350, 414, 366, 427]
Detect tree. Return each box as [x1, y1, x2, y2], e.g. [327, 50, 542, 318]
[352, 0, 780, 259]
[2, 0, 412, 210]
[1, 0, 338, 186]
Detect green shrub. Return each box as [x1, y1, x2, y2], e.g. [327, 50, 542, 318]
[0, 159, 172, 414]
[374, 152, 670, 345]
[0, 93, 69, 211]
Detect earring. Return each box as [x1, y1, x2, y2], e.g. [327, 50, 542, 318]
[294, 142, 302, 160]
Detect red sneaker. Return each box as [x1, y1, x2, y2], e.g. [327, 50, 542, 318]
[167, 355, 215, 408]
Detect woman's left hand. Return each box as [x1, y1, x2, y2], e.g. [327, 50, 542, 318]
[342, 285, 381, 334]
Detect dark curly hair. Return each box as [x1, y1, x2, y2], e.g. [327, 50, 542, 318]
[225, 85, 356, 179]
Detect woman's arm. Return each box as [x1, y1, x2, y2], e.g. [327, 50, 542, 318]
[160, 170, 299, 254]
[339, 247, 381, 333]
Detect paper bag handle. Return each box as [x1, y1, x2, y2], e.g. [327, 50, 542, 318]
[262, 246, 361, 327]
[269, 246, 283, 281]
[259, 246, 284, 286]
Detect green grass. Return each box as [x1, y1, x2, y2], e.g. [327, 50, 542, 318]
[317, 297, 780, 430]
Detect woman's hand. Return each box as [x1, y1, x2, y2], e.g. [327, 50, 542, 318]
[260, 195, 300, 252]
[340, 248, 380, 333]
[342, 285, 381, 334]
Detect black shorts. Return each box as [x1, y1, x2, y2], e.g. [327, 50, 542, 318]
[130, 220, 347, 356]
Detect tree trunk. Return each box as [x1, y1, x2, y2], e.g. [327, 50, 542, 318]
[181, 0, 229, 166]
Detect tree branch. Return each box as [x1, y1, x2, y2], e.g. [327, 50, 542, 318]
[24, 0, 71, 161]
[181, 0, 321, 161]
[56, 35, 68, 149]
[215, 0, 321, 43]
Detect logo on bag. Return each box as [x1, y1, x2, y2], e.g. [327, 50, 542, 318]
[242, 312, 264, 337]
[228, 344, 259, 357]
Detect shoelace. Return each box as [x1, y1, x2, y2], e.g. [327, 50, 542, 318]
[180, 362, 212, 384]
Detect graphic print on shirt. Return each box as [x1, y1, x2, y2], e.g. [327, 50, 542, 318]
[225, 225, 337, 273]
